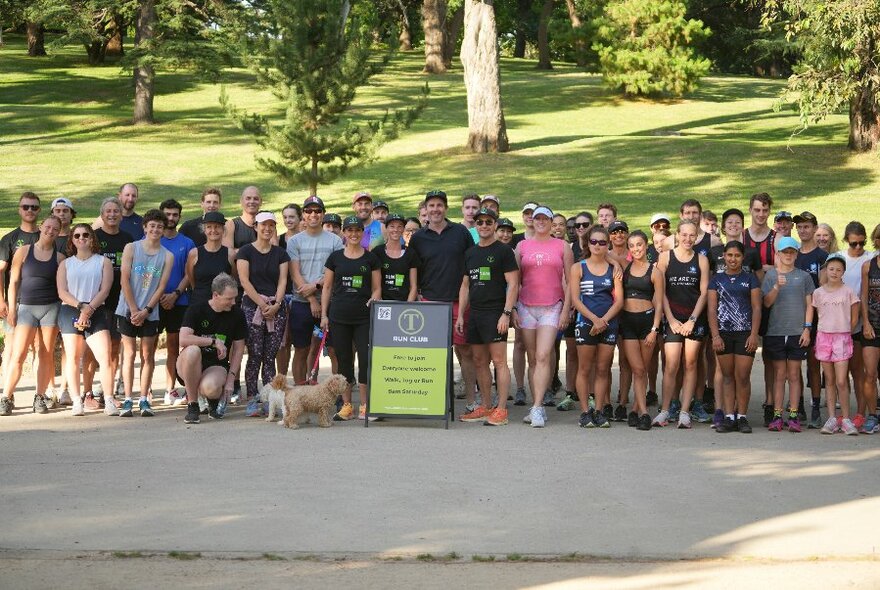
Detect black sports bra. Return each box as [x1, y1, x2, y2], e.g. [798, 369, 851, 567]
[623, 262, 654, 301]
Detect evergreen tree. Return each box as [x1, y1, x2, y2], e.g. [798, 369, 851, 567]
[223, 0, 428, 195]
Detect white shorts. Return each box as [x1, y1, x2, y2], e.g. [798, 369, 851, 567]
[515, 301, 563, 329]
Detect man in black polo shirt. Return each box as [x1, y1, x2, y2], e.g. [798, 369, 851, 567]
[178, 273, 247, 424]
[409, 190, 476, 409]
[179, 187, 222, 247]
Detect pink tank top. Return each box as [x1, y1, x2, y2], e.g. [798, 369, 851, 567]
[519, 238, 566, 306]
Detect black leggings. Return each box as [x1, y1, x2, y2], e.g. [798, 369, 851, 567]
[330, 319, 370, 384]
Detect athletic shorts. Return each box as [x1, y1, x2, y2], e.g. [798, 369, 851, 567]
[158, 305, 187, 334]
[574, 321, 618, 346]
[116, 315, 160, 339]
[59, 304, 109, 337]
[103, 307, 121, 340]
[177, 350, 228, 387]
[418, 297, 466, 346]
[619, 309, 655, 340]
[862, 332, 880, 348]
[467, 308, 507, 345]
[16, 302, 60, 328]
[716, 330, 754, 357]
[515, 301, 562, 330]
[289, 300, 318, 349]
[763, 335, 808, 362]
[663, 316, 708, 343]
[814, 332, 853, 363]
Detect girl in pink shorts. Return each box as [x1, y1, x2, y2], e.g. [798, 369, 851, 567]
[812, 254, 861, 434]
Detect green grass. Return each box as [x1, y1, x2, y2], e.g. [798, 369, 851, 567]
[0, 34, 875, 235]
[167, 551, 201, 560]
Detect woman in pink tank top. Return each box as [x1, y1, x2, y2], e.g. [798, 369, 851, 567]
[514, 206, 573, 428]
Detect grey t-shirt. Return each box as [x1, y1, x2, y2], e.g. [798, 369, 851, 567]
[286, 230, 343, 303]
[761, 268, 815, 337]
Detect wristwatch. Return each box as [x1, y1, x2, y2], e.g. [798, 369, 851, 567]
[503, 309, 512, 317]
[173, 289, 181, 296]
[688, 315, 697, 322]
[145, 305, 153, 314]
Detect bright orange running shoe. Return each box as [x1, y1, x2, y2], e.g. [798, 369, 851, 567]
[484, 407, 508, 426]
[459, 405, 491, 422]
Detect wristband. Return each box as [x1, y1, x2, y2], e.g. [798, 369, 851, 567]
[803, 322, 812, 328]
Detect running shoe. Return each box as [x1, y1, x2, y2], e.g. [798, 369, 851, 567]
[840, 418, 859, 436]
[762, 404, 774, 427]
[58, 389, 73, 406]
[716, 416, 736, 433]
[83, 393, 100, 411]
[484, 407, 508, 426]
[32, 394, 48, 414]
[245, 398, 262, 417]
[529, 406, 545, 428]
[637, 414, 652, 431]
[334, 402, 354, 421]
[736, 416, 752, 433]
[614, 404, 627, 422]
[184, 402, 201, 424]
[668, 399, 681, 422]
[198, 395, 209, 415]
[691, 400, 710, 423]
[820, 416, 839, 434]
[627, 411, 639, 427]
[860, 414, 879, 434]
[542, 389, 556, 407]
[0, 396, 12, 416]
[711, 409, 723, 429]
[460, 405, 491, 423]
[593, 409, 610, 428]
[768, 417, 784, 431]
[588, 394, 596, 410]
[645, 391, 658, 407]
[139, 398, 154, 417]
[208, 398, 224, 420]
[788, 417, 802, 433]
[601, 404, 614, 422]
[809, 405, 822, 429]
[164, 388, 187, 406]
[216, 399, 227, 418]
[118, 399, 133, 417]
[852, 414, 866, 431]
[652, 410, 669, 427]
[556, 393, 576, 412]
[44, 390, 58, 410]
[71, 400, 85, 416]
[513, 387, 527, 406]
[579, 409, 595, 428]
[677, 411, 692, 429]
[103, 397, 118, 416]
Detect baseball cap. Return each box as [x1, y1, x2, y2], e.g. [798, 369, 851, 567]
[774, 211, 793, 221]
[793, 211, 817, 224]
[532, 206, 553, 219]
[202, 211, 226, 225]
[254, 211, 276, 224]
[424, 189, 447, 205]
[822, 253, 846, 270]
[475, 207, 498, 220]
[775, 236, 799, 251]
[342, 215, 364, 230]
[521, 202, 539, 213]
[372, 200, 389, 211]
[609, 220, 629, 233]
[352, 191, 372, 205]
[303, 196, 325, 211]
[650, 213, 670, 226]
[51, 197, 76, 214]
[481, 195, 500, 207]
[384, 213, 405, 225]
[323, 213, 342, 226]
[497, 217, 516, 231]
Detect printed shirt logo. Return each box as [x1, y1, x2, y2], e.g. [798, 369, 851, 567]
[688, 265, 698, 274]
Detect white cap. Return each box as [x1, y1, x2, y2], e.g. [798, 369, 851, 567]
[532, 206, 553, 219]
[254, 211, 277, 224]
[650, 213, 671, 226]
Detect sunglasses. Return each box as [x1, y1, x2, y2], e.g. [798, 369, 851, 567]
[73, 232, 91, 239]
[652, 223, 670, 229]
[850, 240, 866, 248]
[574, 222, 591, 229]
[475, 219, 495, 226]
[303, 208, 323, 215]
[610, 229, 628, 235]
[20, 204, 40, 211]
[589, 239, 608, 247]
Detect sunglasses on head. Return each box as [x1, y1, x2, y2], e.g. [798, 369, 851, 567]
[850, 240, 866, 248]
[589, 239, 608, 247]
[73, 232, 91, 239]
[575, 222, 590, 229]
[474, 219, 495, 226]
[20, 204, 40, 211]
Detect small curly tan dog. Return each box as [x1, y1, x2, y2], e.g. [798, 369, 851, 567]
[276, 374, 349, 429]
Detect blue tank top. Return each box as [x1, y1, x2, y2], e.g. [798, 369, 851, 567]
[115, 241, 167, 321]
[577, 260, 616, 328]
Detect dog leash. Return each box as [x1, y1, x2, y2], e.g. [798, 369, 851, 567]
[307, 328, 329, 385]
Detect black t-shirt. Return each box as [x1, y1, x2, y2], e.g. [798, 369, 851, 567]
[511, 232, 526, 248]
[408, 221, 473, 301]
[325, 249, 380, 323]
[55, 235, 69, 254]
[181, 301, 248, 366]
[463, 240, 518, 311]
[0, 228, 40, 295]
[796, 247, 828, 288]
[373, 245, 421, 302]
[708, 244, 762, 276]
[96, 228, 134, 310]
[235, 243, 290, 296]
[179, 217, 207, 248]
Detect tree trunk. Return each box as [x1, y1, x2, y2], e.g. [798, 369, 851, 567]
[461, 0, 509, 153]
[564, 0, 587, 67]
[133, 0, 156, 125]
[443, 4, 464, 67]
[106, 12, 125, 57]
[536, 0, 554, 70]
[26, 22, 46, 57]
[513, 0, 531, 58]
[849, 84, 880, 151]
[397, 0, 413, 50]
[422, 0, 448, 74]
[85, 41, 108, 65]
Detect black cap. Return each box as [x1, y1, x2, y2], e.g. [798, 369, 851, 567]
[793, 211, 817, 225]
[372, 200, 389, 211]
[303, 196, 325, 211]
[609, 220, 629, 233]
[323, 213, 341, 226]
[342, 215, 364, 230]
[202, 211, 226, 225]
[384, 213, 405, 225]
[424, 189, 447, 205]
[475, 207, 498, 221]
[497, 217, 515, 230]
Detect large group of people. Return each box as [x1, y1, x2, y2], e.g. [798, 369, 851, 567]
[1, 185, 878, 436]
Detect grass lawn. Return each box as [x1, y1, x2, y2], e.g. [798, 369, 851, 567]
[0, 35, 876, 237]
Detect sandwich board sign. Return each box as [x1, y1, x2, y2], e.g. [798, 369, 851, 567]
[366, 301, 452, 428]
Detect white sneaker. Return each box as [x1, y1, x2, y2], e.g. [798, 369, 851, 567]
[44, 388, 58, 409]
[677, 411, 692, 429]
[71, 401, 84, 416]
[530, 406, 545, 428]
[652, 410, 669, 426]
[820, 416, 839, 434]
[103, 397, 119, 416]
[164, 388, 186, 406]
[198, 395, 209, 414]
[58, 389, 73, 406]
[840, 418, 859, 436]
